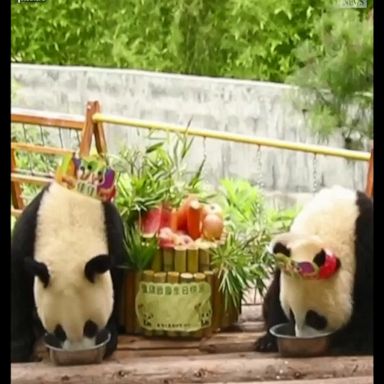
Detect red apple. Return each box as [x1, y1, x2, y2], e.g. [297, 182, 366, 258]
[202, 213, 224, 240]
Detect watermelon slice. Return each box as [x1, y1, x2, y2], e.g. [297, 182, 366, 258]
[140, 206, 163, 235]
[159, 204, 173, 229]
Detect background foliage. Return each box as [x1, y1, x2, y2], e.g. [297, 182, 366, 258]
[11, 0, 371, 83]
[288, 9, 373, 148]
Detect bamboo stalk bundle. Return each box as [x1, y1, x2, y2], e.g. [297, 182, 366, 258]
[198, 243, 211, 272]
[166, 271, 180, 337]
[153, 272, 167, 336]
[133, 271, 142, 334]
[180, 272, 194, 337]
[151, 248, 162, 272]
[202, 270, 214, 337]
[142, 270, 155, 337]
[192, 272, 206, 338]
[174, 246, 187, 273]
[163, 248, 174, 272]
[187, 244, 199, 273]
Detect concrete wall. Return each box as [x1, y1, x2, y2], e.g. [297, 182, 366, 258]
[11, 64, 369, 207]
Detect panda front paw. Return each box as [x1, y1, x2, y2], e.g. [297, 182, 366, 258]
[255, 333, 278, 352]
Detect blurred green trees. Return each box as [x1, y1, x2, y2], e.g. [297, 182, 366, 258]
[12, 0, 372, 83]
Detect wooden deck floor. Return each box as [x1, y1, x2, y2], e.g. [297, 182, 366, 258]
[11, 305, 373, 384]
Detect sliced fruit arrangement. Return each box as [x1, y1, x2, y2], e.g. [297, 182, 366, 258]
[139, 194, 226, 249]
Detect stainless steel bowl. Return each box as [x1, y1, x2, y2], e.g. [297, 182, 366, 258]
[44, 332, 111, 366]
[270, 323, 332, 357]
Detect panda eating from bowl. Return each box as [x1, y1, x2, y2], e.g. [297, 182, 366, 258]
[255, 185, 373, 355]
[11, 154, 125, 363]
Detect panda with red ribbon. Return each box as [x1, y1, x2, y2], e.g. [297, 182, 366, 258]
[256, 186, 373, 355]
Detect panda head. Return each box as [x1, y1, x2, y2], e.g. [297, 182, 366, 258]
[269, 232, 341, 279]
[24, 253, 113, 350]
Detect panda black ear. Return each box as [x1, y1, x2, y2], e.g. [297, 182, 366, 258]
[24, 259, 50, 288]
[85, 254, 111, 283]
[272, 242, 291, 257]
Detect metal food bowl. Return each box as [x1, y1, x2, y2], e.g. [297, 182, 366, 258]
[44, 331, 111, 366]
[270, 323, 332, 357]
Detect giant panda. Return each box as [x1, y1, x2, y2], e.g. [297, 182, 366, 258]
[11, 181, 125, 363]
[255, 185, 373, 355]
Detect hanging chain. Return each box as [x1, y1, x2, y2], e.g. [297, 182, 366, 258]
[22, 123, 35, 176]
[256, 145, 264, 190]
[75, 130, 81, 149]
[202, 136, 207, 162]
[39, 125, 52, 175]
[312, 153, 319, 193]
[58, 127, 64, 149]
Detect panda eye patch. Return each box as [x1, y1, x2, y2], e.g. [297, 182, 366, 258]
[87, 165, 92, 171]
[313, 250, 326, 267]
[273, 242, 291, 257]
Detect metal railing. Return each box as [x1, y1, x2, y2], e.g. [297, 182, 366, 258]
[92, 113, 370, 162]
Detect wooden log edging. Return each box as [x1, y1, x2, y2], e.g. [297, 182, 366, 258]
[206, 379, 373, 384]
[11, 354, 373, 384]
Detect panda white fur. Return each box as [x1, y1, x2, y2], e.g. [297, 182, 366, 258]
[11, 182, 125, 362]
[255, 186, 373, 355]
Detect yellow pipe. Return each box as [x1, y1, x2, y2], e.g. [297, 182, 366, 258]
[92, 113, 370, 162]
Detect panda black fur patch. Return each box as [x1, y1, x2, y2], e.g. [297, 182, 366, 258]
[54, 324, 67, 342]
[84, 320, 98, 338]
[305, 310, 328, 330]
[273, 242, 290, 257]
[313, 250, 326, 267]
[84, 255, 111, 283]
[24, 259, 50, 288]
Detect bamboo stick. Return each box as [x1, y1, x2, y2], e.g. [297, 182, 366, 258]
[192, 272, 206, 339]
[133, 271, 142, 334]
[198, 243, 211, 272]
[180, 272, 194, 337]
[153, 272, 167, 336]
[211, 269, 223, 333]
[151, 248, 162, 272]
[187, 244, 199, 273]
[163, 247, 174, 272]
[203, 270, 214, 337]
[142, 270, 155, 337]
[166, 271, 180, 338]
[174, 246, 187, 273]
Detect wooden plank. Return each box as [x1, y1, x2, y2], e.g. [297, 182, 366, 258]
[92, 100, 108, 155]
[38, 331, 262, 353]
[11, 142, 73, 156]
[11, 354, 373, 384]
[11, 173, 51, 185]
[199, 331, 263, 353]
[207, 379, 373, 384]
[80, 101, 97, 156]
[11, 108, 84, 130]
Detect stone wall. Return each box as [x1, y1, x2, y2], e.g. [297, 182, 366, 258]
[11, 64, 369, 207]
